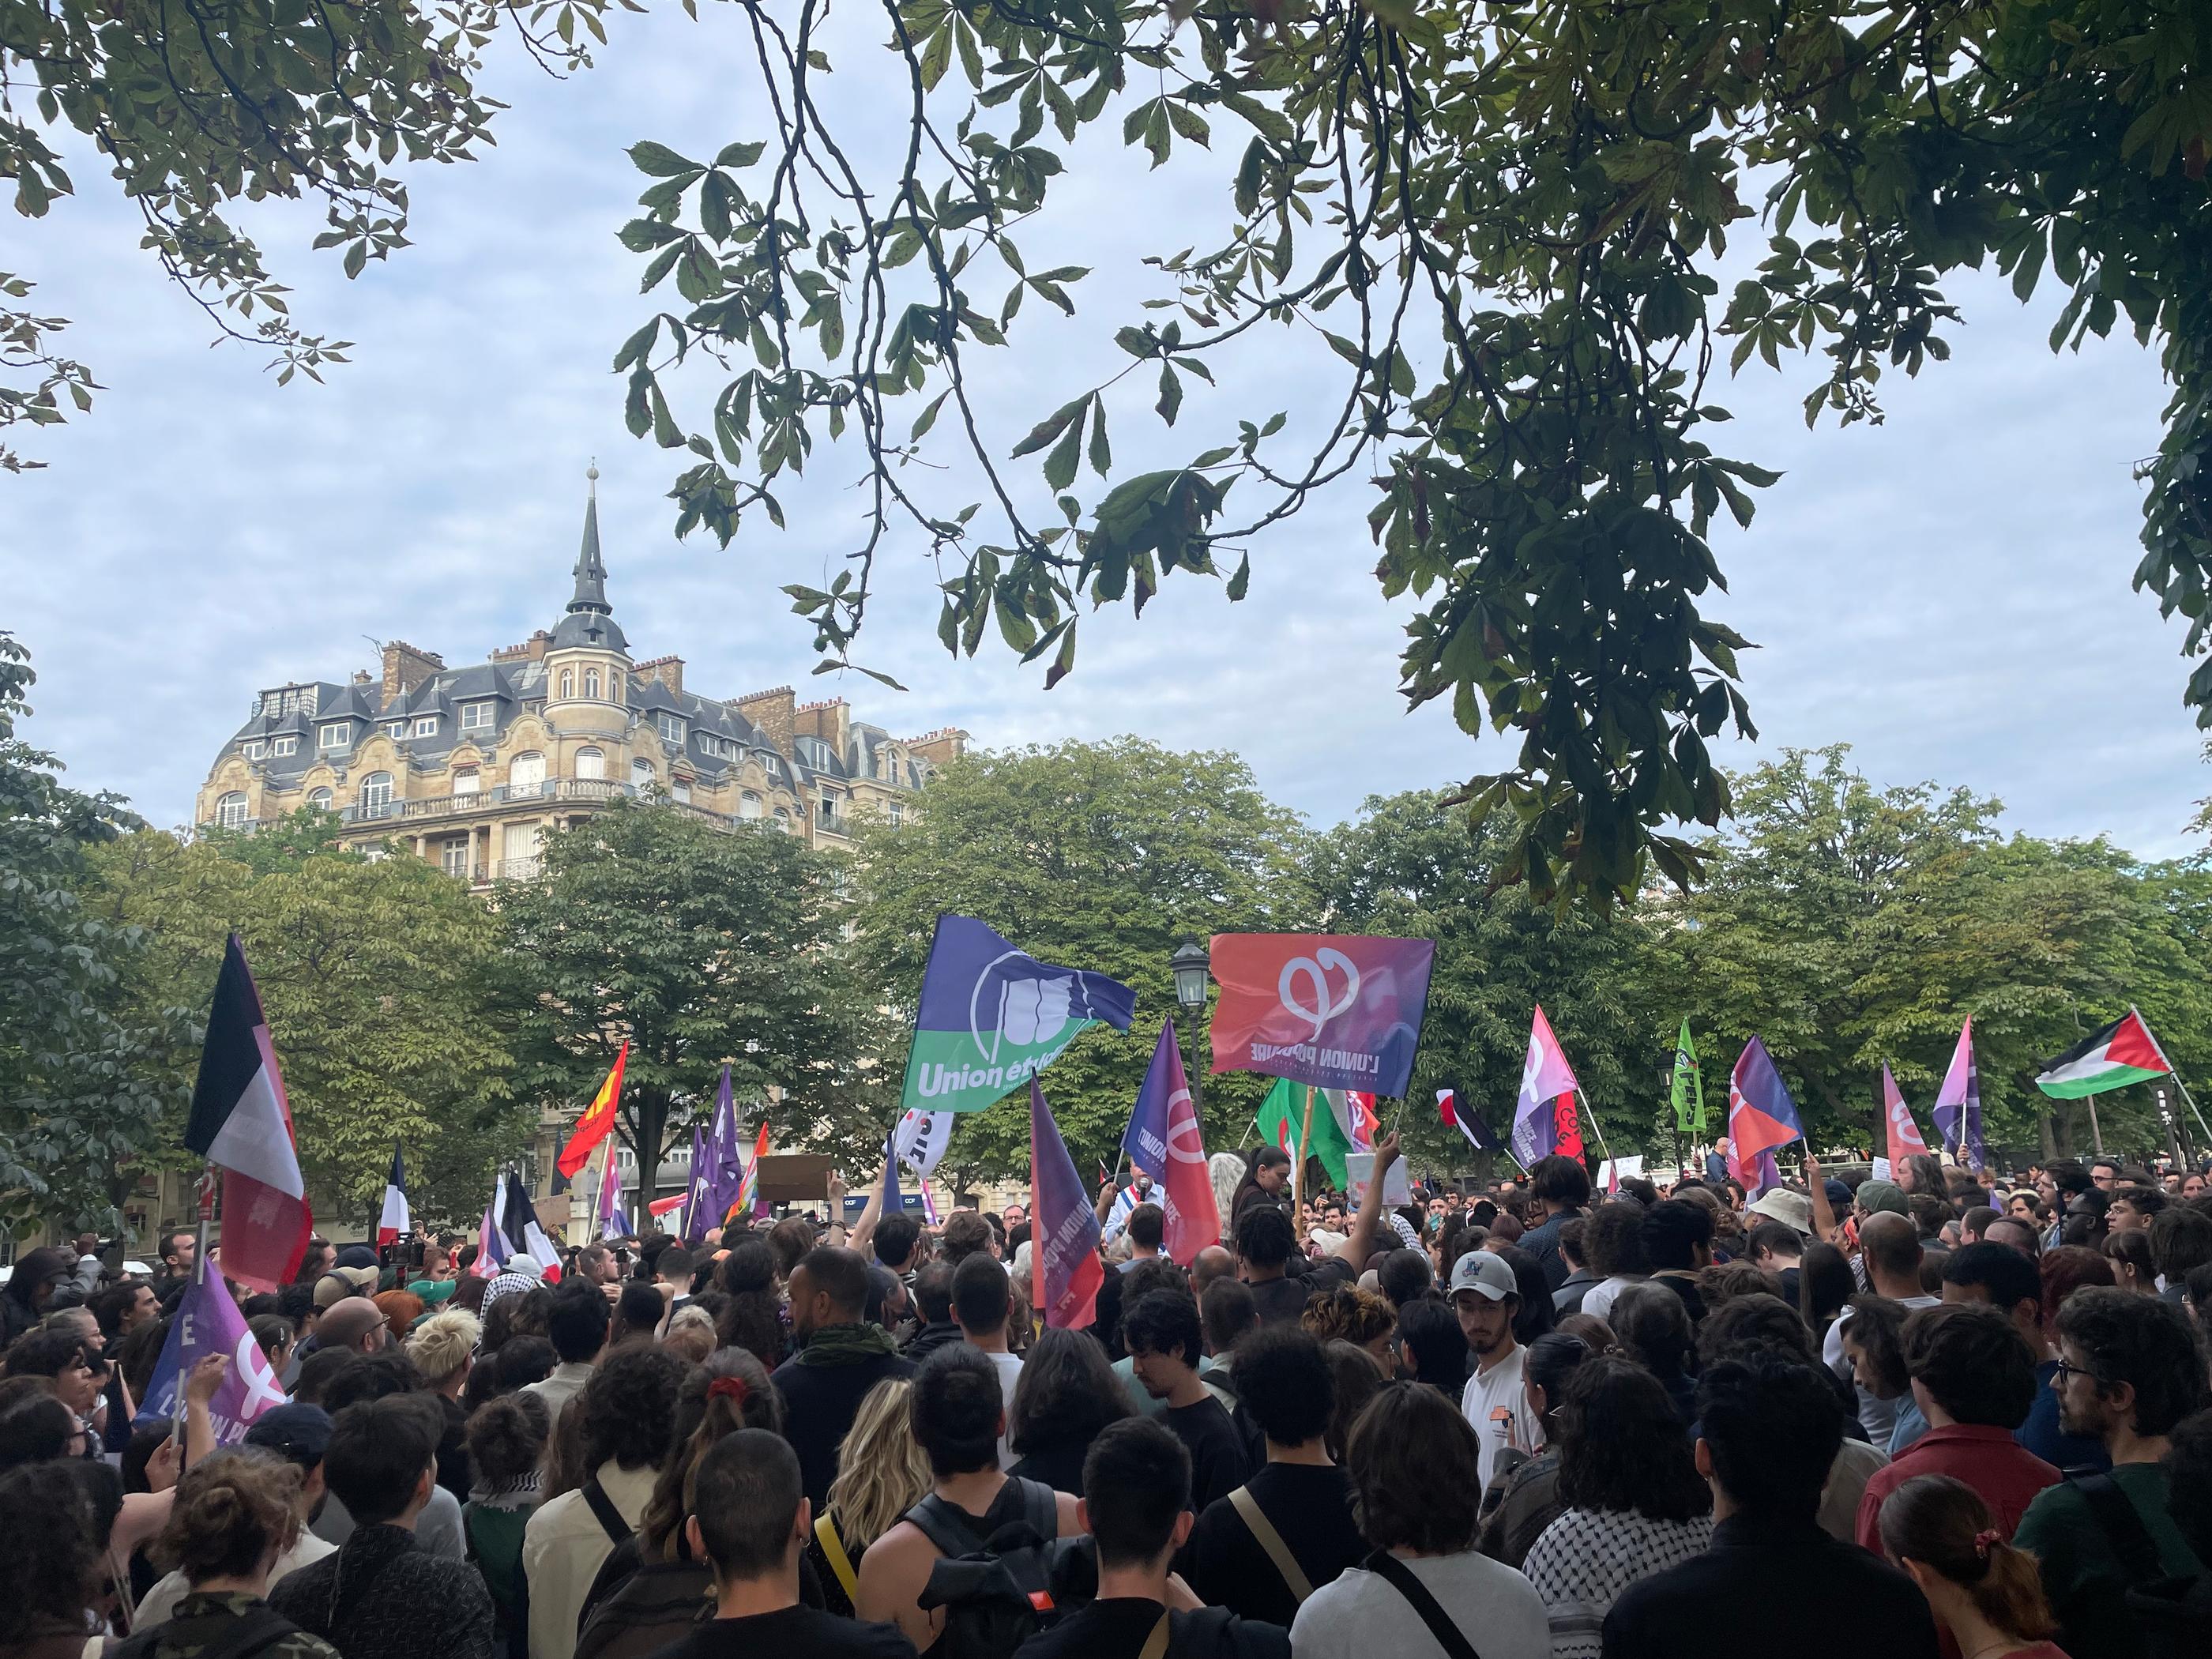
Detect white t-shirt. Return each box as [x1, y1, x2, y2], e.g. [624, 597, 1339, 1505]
[135, 1529, 335, 1629]
[1291, 1550, 1549, 1659]
[1460, 1343, 1540, 1490]
[1578, 1275, 1643, 1322]
[986, 1348, 1024, 1469]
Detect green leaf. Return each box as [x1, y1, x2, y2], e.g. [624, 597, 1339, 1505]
[1156, 363, 1183, 425]
[630, 141, 703, 178]
[1088, 397, 1111, 477]
[911, 389, 950, 441]
[1226, 552, 1250, 601]
[715, 141, 766, 168]
[1010, 396, 1089, 458]
[1044, 402, 1086, 491]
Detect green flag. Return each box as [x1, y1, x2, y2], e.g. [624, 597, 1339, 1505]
[1255, 1076, 1352, 1190]
[1671, 1019, 1707, 1136]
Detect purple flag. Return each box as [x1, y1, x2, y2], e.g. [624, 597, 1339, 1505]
[1932, 1018, 1986, 1172]
[133, 1252, 288, 1443]
[693, 1066, 746, 1235]
[1029, 1082, 1104, 1329]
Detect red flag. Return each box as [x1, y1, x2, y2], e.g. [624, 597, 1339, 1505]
[648, 1193, 688, 1218]
[185, 937, 312, 1293]
[1550, 1093, 1584, 1161]
[556, 1041, 628, 1179]
[1030, 1082, 1104, 1328]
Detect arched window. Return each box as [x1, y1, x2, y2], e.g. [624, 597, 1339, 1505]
[773, 807, 791, 833]
[452, 766, 480, 796]
[672, 777, 691, 803]
[508, 752, 546, 796]
[575, 747, 605, 780]
[739, 791, 763, 819]
[359, 772, 394, 815]
[559, 668, 575, 699]
[214, 792, 247, 830]
[307, 788, 333, 811]
[585, 668, 601, 700]
[633, 758, 656, 789]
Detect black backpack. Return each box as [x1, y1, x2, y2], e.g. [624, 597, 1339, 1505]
[908, 1477, 1093, 1659]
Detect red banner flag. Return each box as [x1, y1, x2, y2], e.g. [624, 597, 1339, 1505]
[556, 1041, 629, 1179]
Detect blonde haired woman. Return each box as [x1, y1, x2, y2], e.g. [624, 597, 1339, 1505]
[406, 1307, 481, 1501]
[804, 1377, 932, 1617]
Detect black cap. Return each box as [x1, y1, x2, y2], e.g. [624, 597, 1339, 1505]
[243, 1402, 334, 1469]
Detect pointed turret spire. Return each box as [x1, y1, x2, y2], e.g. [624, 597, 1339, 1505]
[549, 464, 629, 653]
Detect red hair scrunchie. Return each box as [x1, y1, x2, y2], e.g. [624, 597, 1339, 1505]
[706, 1375, 750, 1408]
[1973, 1528, 2003, 1558]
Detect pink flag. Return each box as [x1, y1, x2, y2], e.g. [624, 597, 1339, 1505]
[1881, 1064, 1929, 1171]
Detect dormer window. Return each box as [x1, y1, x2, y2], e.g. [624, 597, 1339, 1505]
[386, 721, 408, 740]
[243, 740, 265, 760]
[271, 737, 297, 757]
[319, 723, 349, 750]
[414, 717, 438, 738]
[657, 713, 684, 745]
[461, 702, 494, 730]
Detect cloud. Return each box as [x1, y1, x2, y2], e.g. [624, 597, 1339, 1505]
[8, 13, 2202, 860]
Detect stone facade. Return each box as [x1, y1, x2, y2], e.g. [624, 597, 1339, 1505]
[193, 474, 967, 877]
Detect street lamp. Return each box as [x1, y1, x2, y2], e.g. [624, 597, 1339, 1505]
[1170, 941, 1210, 1122]
[1171, 942, 1211, 1011]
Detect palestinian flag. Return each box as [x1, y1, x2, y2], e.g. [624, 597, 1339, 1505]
[2037, 1011, 2174, 1099]
[1257, 1077, 1352, 1189]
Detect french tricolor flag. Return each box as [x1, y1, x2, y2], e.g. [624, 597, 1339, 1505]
[186, 936, 313, 1293]
[377, 1141, 410, 1248]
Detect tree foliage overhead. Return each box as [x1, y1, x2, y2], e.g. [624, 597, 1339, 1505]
[82, 810, 529, 1224]
[844, 736, 1311, 1183]
[0, 0, 610, 468]
[0, 633, 182, 1234]
[618, 0, 2212, 908]
[497, 799, 887, 1197]
[1650, 746, 2212, 1158]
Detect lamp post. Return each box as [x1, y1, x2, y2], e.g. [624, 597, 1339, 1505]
[1171, 940, 1210, 1122]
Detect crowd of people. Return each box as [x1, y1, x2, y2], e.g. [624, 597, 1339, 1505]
[3, 1137, 2211, 1659]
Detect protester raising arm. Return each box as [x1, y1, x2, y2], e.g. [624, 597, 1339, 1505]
[1806, 1153, 1842, 1248]
[1334, 1133, 1403, 1269]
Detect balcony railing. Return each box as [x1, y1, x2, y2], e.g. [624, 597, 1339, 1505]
[337, 777, 639, 825]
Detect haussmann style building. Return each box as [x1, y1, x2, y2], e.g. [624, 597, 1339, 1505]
[193, 472, 967, 872]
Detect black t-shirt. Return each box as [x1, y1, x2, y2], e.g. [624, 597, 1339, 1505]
[1162, 1396, 1251, 1513]
[1014, 1598, 1289, 1659]
[1247, 1258, 1352, 1327]
[646, 1604, 914, 1659]
[1176, 1462, 1365, 1627]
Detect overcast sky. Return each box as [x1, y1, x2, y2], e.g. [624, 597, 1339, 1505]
[9, 12, 2205, 858]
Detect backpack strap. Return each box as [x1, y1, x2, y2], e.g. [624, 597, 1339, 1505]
[905, 1492, 991, 1561]
[1364, 1550, 1482, 1659]
[814, 1513, 860, 1604]
[1138, 1610, 1172, 1659]
[581, 1475, 634, 1548]
[1228, 1486, 1314, 1605]
[2070, 1473, 2165, 1588]
[1015, 1477, 1059, 1541]
[119, 1605, 307, 1659]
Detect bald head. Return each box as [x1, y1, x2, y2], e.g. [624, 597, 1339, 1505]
[316, 1298, 389, 1354]
[1984, 1217, 2040, 1259]
[1860, 1212, 1922, 1292]
[1191, 1246, 1236, 1294]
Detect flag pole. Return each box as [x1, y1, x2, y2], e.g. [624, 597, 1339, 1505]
[174, 1164, 216, 1464]
[2135, 1005, 2212, 1150]
[1293, 1085, 1317, 1240]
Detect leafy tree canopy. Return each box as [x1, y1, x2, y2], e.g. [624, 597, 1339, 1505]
[1651, 745, 2212, 1160]
[81, 811, 529, 1224]
[0, 633, 181, 1233]
[615, 0, 2212, 909]
[845, 736, 1311, 1184]
[498, 798, 887, 1195]
[0, 0, 609, 468]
